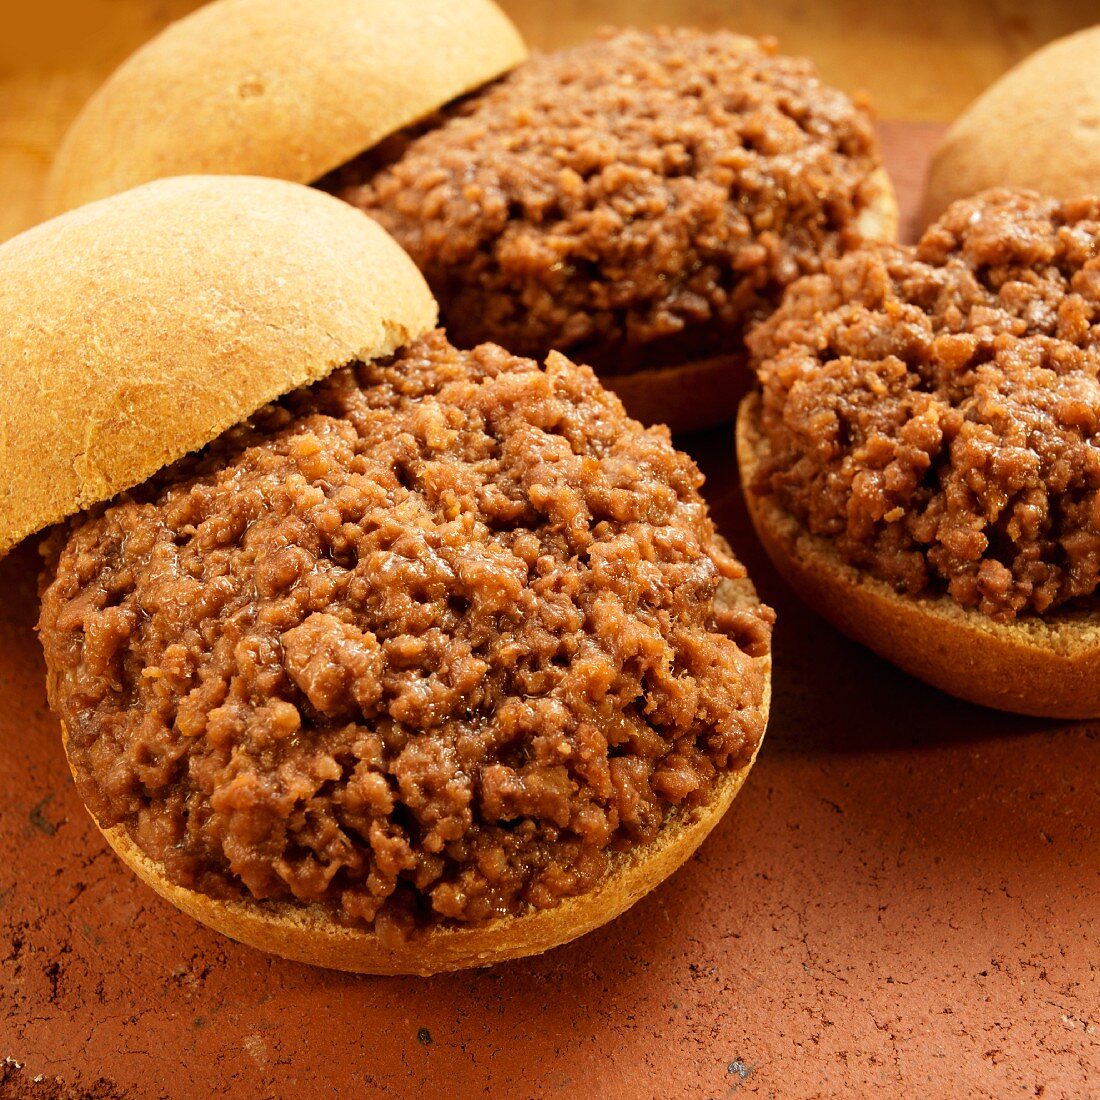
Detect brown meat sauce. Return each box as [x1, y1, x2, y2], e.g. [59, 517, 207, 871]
[333, 29, 885, 374]
[39, 333, 772, 940]
[750, 190, 1100, 621]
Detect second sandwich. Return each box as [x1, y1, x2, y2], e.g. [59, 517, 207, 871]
[45, 0, 897, 431]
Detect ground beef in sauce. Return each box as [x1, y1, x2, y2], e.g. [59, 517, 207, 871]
[749, 189, 1100, 622]
[332, 28, 885, 374]
[38, 332, 772, 942]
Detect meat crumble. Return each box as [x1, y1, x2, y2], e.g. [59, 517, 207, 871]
[333, 28, 886, 374]
[39, 332, 772, 941]
[749, 189, 1100, 621]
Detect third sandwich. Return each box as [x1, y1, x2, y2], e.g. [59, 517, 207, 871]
[738, 189, 1100, 718]
[332, 28, 897, 428]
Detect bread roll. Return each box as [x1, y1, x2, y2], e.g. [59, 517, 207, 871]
[737, 393, 1100, 719]
[922, 26, 1100, 226]
[63, 573, 770, 977]
[16, 170, 770, 972]
[44, 0, 526, 216]
[0, 174, 436, 555]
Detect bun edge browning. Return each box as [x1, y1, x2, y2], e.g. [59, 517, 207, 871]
[61, 565, 770, 975]
[737, 392, 1100, 718]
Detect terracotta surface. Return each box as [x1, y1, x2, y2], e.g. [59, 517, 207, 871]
[2, 124, 1099, 1100]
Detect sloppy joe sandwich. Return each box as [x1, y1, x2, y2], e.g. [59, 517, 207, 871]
[45, 0, 897, 431]
[5, 175, 774, 974]
[737, 189, 1100, 718]
[335, 29, 897, 429]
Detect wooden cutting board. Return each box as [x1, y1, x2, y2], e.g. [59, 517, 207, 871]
[1, 124, 1097, 1100]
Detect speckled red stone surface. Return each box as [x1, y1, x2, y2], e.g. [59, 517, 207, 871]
[2, 124, 1097, 1099]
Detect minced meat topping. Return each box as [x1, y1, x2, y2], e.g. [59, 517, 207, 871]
[334, 28, 885, 374]
[749, 189, 1100, 621]
[38, 332, 772, 941]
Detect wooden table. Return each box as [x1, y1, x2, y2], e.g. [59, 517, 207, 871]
[1, 5, 1098, 1099]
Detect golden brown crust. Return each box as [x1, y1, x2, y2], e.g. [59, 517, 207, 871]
[921, 27, 1100, 227]
[61, 572, 770, 975]
[44, 0, 527, 216]
[93, 756, 757, 975]
[737, 392, 1100, 718]
[608, 168, 898, 434]
[0, 175, 436, 556]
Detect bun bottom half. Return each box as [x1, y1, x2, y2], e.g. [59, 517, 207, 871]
[61, 574, 770, 975]
[606, 351, 752, 435]
[737, 393, 1100, 719]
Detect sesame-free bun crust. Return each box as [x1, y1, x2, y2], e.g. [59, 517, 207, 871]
[0, 175, 436, 556]
[44, 0, 526, 217]
[608, 167, 898, 434]
[62, 572, 769, 975]
[93, 751, 758, 976]
[921, 26, 1100, 226]
[737, 393, 1100, 719]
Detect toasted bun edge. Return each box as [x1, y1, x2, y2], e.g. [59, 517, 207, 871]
[60, 569, 770, 975]
[736, 392, 1100, 718]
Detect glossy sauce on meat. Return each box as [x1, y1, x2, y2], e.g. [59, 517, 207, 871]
[335, 29, 885, 374]
[39, 333, 772, 940]
[750, 190, 1100, 621]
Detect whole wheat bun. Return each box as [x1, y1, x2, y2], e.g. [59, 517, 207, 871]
[0, 174, 436, 557]
[737, 393, 1100, 718]
[44, 0, 526, 217]
[63, 570, 770, 975]
[922, 26, 1100, 227]
[599, 167, 900, 435]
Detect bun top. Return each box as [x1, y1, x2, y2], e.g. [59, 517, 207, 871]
[44, 0, 527, 216]
[0, 174, 437, 556]
[922, 26, 1100, 225]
